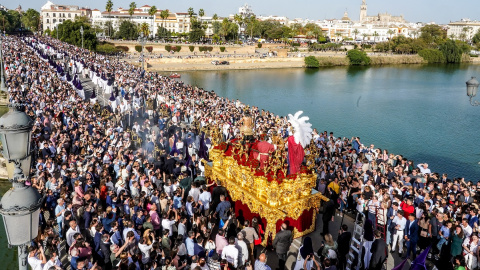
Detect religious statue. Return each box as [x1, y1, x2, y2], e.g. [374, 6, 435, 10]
[239, 110, 255, 143]
[287, 111, 312, 175]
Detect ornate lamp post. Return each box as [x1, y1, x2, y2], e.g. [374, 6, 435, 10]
[80, 26, 84, 49]
[0, 104, 42, 270]
[138, 33, 146, 70]
[466, 77, 480, 106]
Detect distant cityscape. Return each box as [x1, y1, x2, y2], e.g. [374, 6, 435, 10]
[10, 1, 480, 42]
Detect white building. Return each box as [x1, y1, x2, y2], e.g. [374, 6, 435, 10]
[41, 1, 91, 31]
[91, 5, 155, 37]
[238, 4, 254, 18]
[447, 19, 480, 41]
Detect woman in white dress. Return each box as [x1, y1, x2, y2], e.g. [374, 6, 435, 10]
[293, 237, 314, 270]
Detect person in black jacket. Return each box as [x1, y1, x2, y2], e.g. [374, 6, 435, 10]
[100, 233, 113, 270]
[273, 223, 293, 270]
[369, 230, 387, 270]
[321, 199, 336, 237]
[337, 224, 352, 270]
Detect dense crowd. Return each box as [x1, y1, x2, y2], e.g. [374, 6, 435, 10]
[2, 33, 477, 270]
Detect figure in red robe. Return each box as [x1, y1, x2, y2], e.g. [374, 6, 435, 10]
[287, 135, 304, 174]
[253, 141, 275, 169]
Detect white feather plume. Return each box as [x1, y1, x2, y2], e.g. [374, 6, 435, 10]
[287, 111, 312, 148]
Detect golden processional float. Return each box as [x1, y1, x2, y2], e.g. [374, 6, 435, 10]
[204, 111, 329, 244]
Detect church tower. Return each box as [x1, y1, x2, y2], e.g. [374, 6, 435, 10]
[360, 0, 367, 22]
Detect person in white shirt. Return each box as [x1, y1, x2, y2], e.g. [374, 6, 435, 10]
[188, 182, 201, 202]
[391, 210, 407, 254]
[27, 245, 47, 270]
[138, 231, 156, 264]
[66, 220, 80, 247]
[222, 237, 239, 268]
[461, 218, 473, 238]
[42, 249, 61, 270]
[417, 163, 431, 175]
[199, 185, 212, 214]
[236, 232, 249, 267]
[161, 209, 178, 237]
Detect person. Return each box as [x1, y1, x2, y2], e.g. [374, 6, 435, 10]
[369, 230, 387, 270]
[28, 245, 47, 270]
[391, 210, 406, 255]
[337, 224, 352, 270]
[239, 110, 255, 144]
[450, 226, 465, 258]
[462, 232, 479, 270]
[435, 220, 453, 260]
[321, 198, 336, 237]
[272, 223, 293, 270]
[222, 237, 239, 268]
[403, 213, 419, 260]
[242, 220, 259, 263]
[453, 255, 467, 270]
[321, 234, 338, 258]
[293, 237, 313, 270]
[254, 253, 271, 270]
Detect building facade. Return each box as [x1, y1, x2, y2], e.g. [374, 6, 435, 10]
[41, 1, 91, 31]
[447, 19, 480, 41]
[359, 0, 406, 24]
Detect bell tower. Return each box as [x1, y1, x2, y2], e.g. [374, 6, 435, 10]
[360, 0, 367, 22]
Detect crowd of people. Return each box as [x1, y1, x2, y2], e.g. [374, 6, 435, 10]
[3, 32, 478, 270]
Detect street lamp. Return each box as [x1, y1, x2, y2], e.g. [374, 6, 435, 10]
[0, 104, 41, 270]
[138, 33, 146, 70]
[466, 77, 480, 106]
[80, 26, 84, 49]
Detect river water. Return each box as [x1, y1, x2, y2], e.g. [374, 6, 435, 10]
[179, 64, 480, 181]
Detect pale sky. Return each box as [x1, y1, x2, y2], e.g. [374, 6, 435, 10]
[7, 0, 480, 24]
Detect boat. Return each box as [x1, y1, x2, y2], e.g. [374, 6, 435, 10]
[169, 73, 181, 78]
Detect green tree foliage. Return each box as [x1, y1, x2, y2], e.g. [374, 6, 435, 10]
[257, 43, 262, 48]
[156, 26, 171, 40]
[140, 22, 150, 37]
[219, 18, 238, 41]
[129, 2, 136, 19]
[420, 24, 446, 45]
[115, 46, 129, 52]
[418, 49, 446, 63]
[52, 20, 97, 50]
[21, 8, 40, 32]
[135, 45, 142, 52]
[220, 46, 225, 52]
[115, 20, 138, 40]
[347, 49, 371, 65]
[189, 18, 205, 43]
[96, 43, 120, 55]
[103, 21, 115, 37]
[440, 39, 462, 63]
[304, 56, 319, 68]
[165, 45, 171, 52]
[473, 29, 480, 48]
[189, 45, 194, 52]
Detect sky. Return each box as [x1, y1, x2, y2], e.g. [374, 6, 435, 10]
[7, 0, 480, 24]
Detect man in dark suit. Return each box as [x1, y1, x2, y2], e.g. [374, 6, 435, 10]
[369, 230, 387, 270]
[273, 223, 293, 270]
[460, 190, 474, 204]
[337, 224, 352, 270]
[386, 202, 399, 246]
[404, 213, 419, 259]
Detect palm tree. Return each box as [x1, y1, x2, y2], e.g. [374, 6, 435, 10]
[387, 29, 394, 40]
[140, 22, 150, 37]
[198, 9, 205, 20]
[160, 9, 169, 30]
[212, 14, 218, 21]
[128, 2, 136, 20]
[449, 33, 456, 40]
[362, 33, 368, 43]
[353, 29, 359, 41]
[335, 32, 342, 43]
[373, 31, 379, 43]
[148, 6, 157, 39]
[233, 14, 242, 41]
[188, 7, 194, 18]
[105, 0, 113, 37]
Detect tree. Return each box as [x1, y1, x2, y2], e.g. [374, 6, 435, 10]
[420, 24, 446, 45]
[21, 8, 40, 32]
[362, 33, 368, 43]
[188, 7, 194, 18]
[198, 9, 205, 19]
[212, 14, 218, 21]
[387, 29, 395, 40]
[353, 29, 359, 41]
[304, 56, 319, 68]
[103, 21, 115, 37]
[347, 49, 371, 65]
[53, 20, 98, 50]
[440, 39, 462, 63]
[148, 6, 157, 38]
[335, 32, 342, 43]
[105, 0, 113, 37]
[473, 29, 480, 47]
[189, 18, 204, 43]
[140, 22, 150, 37]
[115, 20, 138, 40]
[157, 26, 171, 40]
[245, 15, 258, 40]
[128, 2, 136, 20]
[373, 31, 379, 43]
[160, 9, 169, 28]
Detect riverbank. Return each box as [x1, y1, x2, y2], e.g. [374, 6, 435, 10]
[131, 54, 480, 72]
